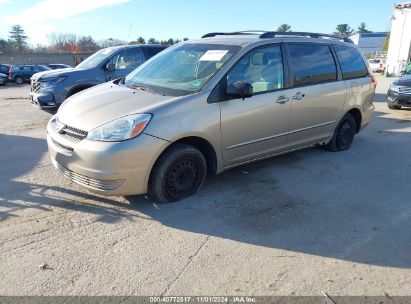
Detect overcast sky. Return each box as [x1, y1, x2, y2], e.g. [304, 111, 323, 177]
[0, 0, 398, 45]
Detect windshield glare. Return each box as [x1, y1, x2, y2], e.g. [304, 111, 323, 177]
[76, 48, 115, 69]
[125, 43, 241, 96]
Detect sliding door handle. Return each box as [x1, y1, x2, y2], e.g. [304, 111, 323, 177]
[292, 92, 305, 101]
[275, 96, 289, 104]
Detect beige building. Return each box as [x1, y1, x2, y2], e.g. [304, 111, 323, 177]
[0, 52, 92, 66]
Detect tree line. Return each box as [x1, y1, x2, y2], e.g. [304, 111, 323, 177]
[0, 25, 188, 54]
[1, 23, 376, 54]
[276, 22, 373, 38]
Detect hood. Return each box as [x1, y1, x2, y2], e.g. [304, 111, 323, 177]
[32, 67, 80, 80]
[57, 82, 173, 131]
[395, 75, 411, 87]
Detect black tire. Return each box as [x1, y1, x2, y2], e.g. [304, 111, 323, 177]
[388, 104, 401, 110]
[15, 77, 23, 85]
[325, 113, 357, 152]
[148, 144, 207, 203]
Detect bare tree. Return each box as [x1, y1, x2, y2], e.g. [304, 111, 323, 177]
[47, 33, 78, 53]
[98, 38, 127, 48]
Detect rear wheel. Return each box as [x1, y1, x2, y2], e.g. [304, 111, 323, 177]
[15, 77, 23, 85]
[388, 104, 401, 110]
[325, 113, 356, 152]
[148, 144, 207, 203]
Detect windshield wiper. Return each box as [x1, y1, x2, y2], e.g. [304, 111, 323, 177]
[127, 84, 164, 96]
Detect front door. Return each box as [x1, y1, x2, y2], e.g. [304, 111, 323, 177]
[220, 44, 292, 168]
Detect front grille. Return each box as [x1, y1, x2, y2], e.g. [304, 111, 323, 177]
[31, 79, 40, 92]
[61, 125, 88, 141]
[399, 87, 411, 95]
[53, 159, 124, 191]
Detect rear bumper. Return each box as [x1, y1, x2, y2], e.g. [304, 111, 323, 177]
[387, 90, 411, 106]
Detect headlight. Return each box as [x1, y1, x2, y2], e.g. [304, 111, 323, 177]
[87, 114, 152, 142]
[48, 115, 65, 131]
[40, 76, 67, 89]
[48, 115, 57, 129]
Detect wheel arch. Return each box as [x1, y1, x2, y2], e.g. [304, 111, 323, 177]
[346, 107, 362, 133]
[67, 84, 95, 98]
[150, 136, 218, 178]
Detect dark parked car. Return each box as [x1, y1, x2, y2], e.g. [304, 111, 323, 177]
[0, 73, 7, 85]
[47, 64, 72, 70]
[387, 70, 411, 110]
[0, 64, 12, 75]
[30, 44, 168, 111]
[9, 65, 52, 85]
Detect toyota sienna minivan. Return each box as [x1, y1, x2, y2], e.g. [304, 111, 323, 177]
[47, 31, 376, 203]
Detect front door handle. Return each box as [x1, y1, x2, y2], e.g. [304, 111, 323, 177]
[292, 92, 305, 101]
[275, 96, 289, 104]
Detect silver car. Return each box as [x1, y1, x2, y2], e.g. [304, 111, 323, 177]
[47, 31, 376, 203]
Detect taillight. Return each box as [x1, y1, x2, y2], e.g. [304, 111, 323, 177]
[371, 75, 377, 88]
[380, 63, 383, 68]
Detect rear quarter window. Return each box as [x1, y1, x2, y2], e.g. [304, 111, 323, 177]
[287, 43, 337, 87]
[334, 44, 369, 79]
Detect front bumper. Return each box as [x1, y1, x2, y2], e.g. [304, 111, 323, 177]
[47, 123, 169, 196]
[387, 89, 411, 106]
[30, 91, 58, 110]
[29, 80, 66, 110]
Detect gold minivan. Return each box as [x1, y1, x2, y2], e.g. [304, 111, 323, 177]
[47, 31, 376, 203]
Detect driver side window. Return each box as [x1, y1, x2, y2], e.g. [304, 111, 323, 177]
[227, 45, 284, 94]
[109, 48, 144, 72]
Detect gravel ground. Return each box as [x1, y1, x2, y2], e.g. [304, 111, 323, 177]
[0, 77, 410, 296]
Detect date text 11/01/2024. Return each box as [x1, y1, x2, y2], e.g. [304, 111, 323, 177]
[149, 297, 257, 303]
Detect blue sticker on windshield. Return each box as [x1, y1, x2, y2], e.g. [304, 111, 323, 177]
[192, 79, 202, 87]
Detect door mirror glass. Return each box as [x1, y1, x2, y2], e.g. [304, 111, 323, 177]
[105, 63, 115, 72]
[226, 81, 253, 99]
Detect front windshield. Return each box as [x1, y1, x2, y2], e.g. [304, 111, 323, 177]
[76, 48, 115, 69]
[125, 43, 241, 96]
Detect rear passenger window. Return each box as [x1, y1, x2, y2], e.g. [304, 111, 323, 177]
[288, 44, 337, 86]
[334, 44, 369, 79]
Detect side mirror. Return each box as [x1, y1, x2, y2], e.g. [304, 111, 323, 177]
[105, 63, 115, 72]
[226, 81, 253, 99]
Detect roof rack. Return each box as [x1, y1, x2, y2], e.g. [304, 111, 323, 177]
[260, 31, 354, 43]
[201, 31, 354, 44]
[201, 30, 266, 38]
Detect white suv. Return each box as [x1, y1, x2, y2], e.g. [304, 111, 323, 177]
[368, 58, 385, 74]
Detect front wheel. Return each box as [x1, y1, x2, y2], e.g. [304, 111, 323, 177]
[324, 113, 357, 152]
[148, 144, 207, 203]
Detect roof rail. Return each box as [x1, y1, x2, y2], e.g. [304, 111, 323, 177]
[201, 31, 353, 44]
[201, 30, 266, 38]
[259, 31, 354, 43]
